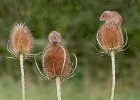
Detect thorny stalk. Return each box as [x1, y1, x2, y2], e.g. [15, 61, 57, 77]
[20, 54, 25, 100]
[110, 51, 115, 100]
[56, 77, 61, 100]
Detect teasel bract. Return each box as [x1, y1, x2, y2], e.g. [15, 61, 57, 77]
[96, 11, 125, 100]
[7, 23, 33, 100]
[42, 31, 77, 100]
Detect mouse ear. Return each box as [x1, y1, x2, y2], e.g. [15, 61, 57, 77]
[115, 18, 122, 25]
[104, 11, 112, 16]
[115, 15, 122, 25]
[112, 11, 118, 14]
[104, 11, 111, 13]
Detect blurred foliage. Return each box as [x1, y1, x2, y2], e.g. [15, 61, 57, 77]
[0, 0, 140, 88]
[0, 76, 140, 100]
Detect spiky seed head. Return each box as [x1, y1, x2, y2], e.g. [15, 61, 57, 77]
[97, 24, 124, 52]
[43, 31, 70, 80]
[43, 44, 71, 80]
[8, 23, 33, 58]
[48, 31, 61, 44]
[100, 11, 122, 25]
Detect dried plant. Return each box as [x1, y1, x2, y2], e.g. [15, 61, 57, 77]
[7, 23, 33, 100]
[38, 31, 77, 100]
[96, 11, 126, 100]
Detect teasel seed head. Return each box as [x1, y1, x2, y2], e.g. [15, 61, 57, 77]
[42, 31, 71, 80]
[97, 11, 124, 53]
[8, 23, 33, 58]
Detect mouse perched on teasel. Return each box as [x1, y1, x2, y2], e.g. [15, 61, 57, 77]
[96, 11, 126, 100]
[97, 11, 124, 53]
[41, 31, 77, 100]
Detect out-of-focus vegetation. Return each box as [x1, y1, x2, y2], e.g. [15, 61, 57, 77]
[0, 76, 140, 100]
[0, 0, 140, 100]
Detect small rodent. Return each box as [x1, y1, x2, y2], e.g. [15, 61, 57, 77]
[100, 11, 122, 25]
[48, 31, 61, 44]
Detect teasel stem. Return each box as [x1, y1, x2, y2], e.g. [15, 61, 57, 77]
[19, 54, 25, 100]
[56, 76, 61, 100]
[110, 51, 115, 100]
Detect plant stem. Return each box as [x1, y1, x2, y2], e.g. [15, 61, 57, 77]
[56, 76, 61, 100]
[110, 51, 115, 100]
[20, 54, 25, 100]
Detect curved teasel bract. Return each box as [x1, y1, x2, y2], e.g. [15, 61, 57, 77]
[42, 43, 71, 80]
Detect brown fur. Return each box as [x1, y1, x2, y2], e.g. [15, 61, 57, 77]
[100, 11, 122, 25]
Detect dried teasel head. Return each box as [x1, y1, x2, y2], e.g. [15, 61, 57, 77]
[8, 23, 33, 58]
[42, 31, 72, 80]
[97, 11, 124, 53]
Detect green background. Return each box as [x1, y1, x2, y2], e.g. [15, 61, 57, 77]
[0, 0, 140, 100]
